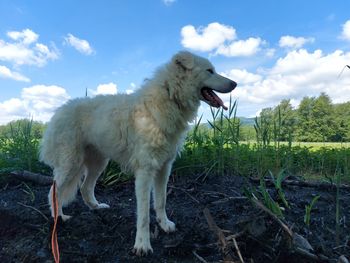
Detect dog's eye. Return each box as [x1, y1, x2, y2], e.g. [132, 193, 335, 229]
[207, 69, 214, 74]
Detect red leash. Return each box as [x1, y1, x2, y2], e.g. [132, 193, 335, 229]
[51, 180, 60, 263]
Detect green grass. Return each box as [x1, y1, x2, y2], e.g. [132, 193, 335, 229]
[174, 100, 350, 184]
[0, 101, 349, 185]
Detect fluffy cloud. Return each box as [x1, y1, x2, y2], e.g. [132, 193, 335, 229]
[90, 82, 117, 95]
[222, 69, 262, 84]
[279, 35, 315, 49]
[0, 65, 30, 82]
[217, 49, 350, 117]
[340, 20, 350, 41]
[181, 22, 263, 57]
[216, 37, 262, 57]
[181, 22, 236, 52]
[125, 82, 137, 94]
[0, 29, 59, 67]
[64, 33, 94, 55]
[7, 29, 38, 45]
[0, 85, 70, 124]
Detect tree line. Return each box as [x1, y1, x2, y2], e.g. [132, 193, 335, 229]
[252, 92, 350, 142]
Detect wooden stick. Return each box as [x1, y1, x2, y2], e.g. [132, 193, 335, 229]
[192, 250, 208, 263]
[250, 177, 350, 190]
[10, 170, 53, 185]
[17, 202, 49, 221]
[203, 208, 227, 251]
[232, 237, 245, 263]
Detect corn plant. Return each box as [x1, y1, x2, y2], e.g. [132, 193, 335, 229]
[244, 178, 284, 218]
[304, 195, 320, 227]
[269, 169, 289, 209]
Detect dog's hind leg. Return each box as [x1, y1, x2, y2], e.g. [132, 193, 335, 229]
[80, 146, 109, 209]
[153, 161, 176, 233]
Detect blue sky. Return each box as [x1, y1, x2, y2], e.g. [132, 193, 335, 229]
[1, 0, 350, 124]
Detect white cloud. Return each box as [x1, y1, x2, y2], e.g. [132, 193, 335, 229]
[7, 28, 38, 45]
[279, 35, 315, 49]
[0, 65, 30, 82]
[206, 49, 350, 118]
[163, 0, 176, 6]
[0, 29, 59, 67]
[181, 22, 236, 52]
[0, 85, 70, 124]
[216, 37, 262, 57]
[90, 82, 117, 95]
[222, 69, 262, 84]
[125, 82, 137, 94]
[340, 20, 350, 41]
[265, 48, 276, 57]
[180, 22, 264, 57]
[64, 33, 94, 55]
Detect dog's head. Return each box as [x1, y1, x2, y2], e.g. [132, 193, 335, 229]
[171, 51, 237, 110]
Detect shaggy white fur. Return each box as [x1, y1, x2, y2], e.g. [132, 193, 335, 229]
[40, 51, 236, 255]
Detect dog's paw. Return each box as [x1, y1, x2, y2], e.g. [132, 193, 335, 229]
[159, 218, 176, 233]
[60, 214, 72, 221]
[96, 203, 110, 209]
[133, 241, 153, 256]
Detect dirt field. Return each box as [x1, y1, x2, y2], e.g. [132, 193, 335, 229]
[0, 172, 349, 263]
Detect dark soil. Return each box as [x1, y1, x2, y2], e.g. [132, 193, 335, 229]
[0, 172, 349, 263]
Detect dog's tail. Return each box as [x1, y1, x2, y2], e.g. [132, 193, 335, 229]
[48, 164, 85, 218]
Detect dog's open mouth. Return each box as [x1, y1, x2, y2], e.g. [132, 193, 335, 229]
[201, 87, 228, 110]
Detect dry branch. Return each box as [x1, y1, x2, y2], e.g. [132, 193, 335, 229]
[9, 170, 53, 185]
[203, 208, 235, 262]
[250, 177, 350, 190]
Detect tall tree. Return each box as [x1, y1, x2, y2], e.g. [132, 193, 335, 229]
[296, 96, 316, 141]
[274, 99, 296, 141]
[311, 93, 335, 141]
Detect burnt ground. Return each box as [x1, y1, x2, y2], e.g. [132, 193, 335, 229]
[0, 172, 349, 263]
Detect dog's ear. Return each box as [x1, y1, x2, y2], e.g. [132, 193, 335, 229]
[172, 51, 194, 70]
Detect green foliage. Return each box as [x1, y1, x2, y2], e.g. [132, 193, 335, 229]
[174, 97, 350, 185]
[257, 178, 284, 218]
[304, 195, 320, 227]
[1, 92, 350, 189]
[100, 162, 132, 186]
[269, 170, 289, 209]
[0, 119, 47, 173]
[244, 178, 285, 218]
[257, 93, 350, 142]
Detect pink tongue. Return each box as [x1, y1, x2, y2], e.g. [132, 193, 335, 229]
[212, 92, 228, 110]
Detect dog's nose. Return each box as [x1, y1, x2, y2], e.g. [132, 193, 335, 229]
[231, 81, 237, 90]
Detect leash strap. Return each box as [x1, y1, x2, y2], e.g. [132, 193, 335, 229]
[51, 180, 60, 263]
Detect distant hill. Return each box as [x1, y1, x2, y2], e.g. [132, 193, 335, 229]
[199, 116, 255, 129]
[239, 117, 255, 126]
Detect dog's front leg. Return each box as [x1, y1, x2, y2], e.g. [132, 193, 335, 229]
[133, 169, 153, 256]
[153, 161, 176, 233]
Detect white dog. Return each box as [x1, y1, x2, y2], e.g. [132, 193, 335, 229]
[40, 51, 236, 255]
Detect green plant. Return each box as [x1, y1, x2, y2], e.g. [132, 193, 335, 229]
[304, 195, 320, 227]
[258, 178, 284, 218]
[269, 169, 289, 209]
[100, 161, 132, 186]
[0, 119, 45, 173]
[244, 178, 284, 218]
